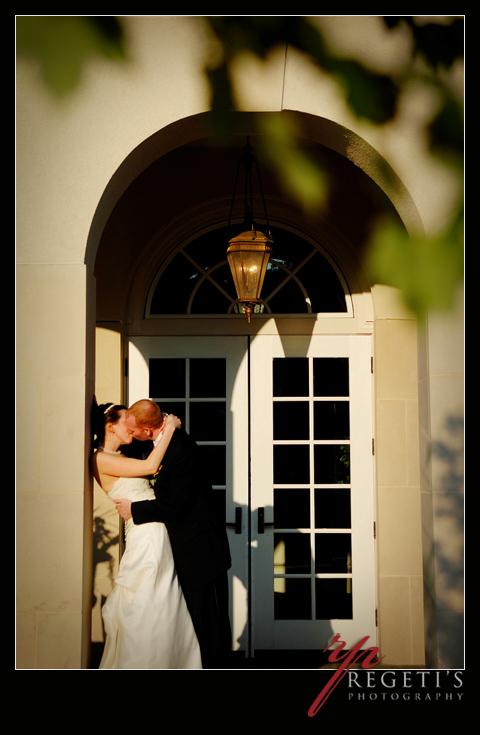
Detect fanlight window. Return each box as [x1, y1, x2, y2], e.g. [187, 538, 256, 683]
[146, 226, 350, 316]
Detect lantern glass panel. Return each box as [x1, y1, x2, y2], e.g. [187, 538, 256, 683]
[227, 245, 271, 302]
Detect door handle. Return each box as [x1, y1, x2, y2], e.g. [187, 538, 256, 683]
[258, 507, 274, 534]
[226, 507, 242, 534]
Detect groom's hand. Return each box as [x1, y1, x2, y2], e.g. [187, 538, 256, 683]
[114, 498, 132, 520]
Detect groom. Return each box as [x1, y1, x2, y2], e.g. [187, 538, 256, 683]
[115, 399, 232, 668]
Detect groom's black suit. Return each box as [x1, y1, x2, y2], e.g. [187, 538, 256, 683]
[126, 429, 232, 667]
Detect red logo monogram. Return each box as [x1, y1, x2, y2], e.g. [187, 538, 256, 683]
[308, 635, 385, 716]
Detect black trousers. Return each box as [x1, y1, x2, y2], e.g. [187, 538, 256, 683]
[183, 573, 232, 669]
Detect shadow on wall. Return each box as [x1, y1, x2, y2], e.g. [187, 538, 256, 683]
[92, 515, 119, 605]
[91, 513, 119, 668]
[426, 414, 464, 669]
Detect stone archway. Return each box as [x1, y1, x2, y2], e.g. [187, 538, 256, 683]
[89, 110, 419, 330]
[87, 110, 422, 277]
[89, 110, 427, 667]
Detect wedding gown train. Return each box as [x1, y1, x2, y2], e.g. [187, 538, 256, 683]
[99, 476, 202, 669]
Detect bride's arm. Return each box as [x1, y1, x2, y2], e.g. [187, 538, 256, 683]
[97, 415, 181, 479]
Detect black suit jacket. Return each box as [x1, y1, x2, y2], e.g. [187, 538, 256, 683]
[129, 430, 231, 597]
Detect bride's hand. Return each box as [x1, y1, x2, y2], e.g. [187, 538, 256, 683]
[165, 413, 181, 430]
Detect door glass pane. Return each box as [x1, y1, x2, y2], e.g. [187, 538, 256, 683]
[274, 534, 311, 619]
[275, 578, 311, 620]
[274, 445, 310, 484]
[313, 357, 349, 396]
[274, 533, 311, 574]
[157, 401, 186, 425]
[210, 263, 238, 302]
[267, 277, 311, 314]
[315, 488, 351, 528]
[148, 357, 227, 502]
[201, 445, 226, 486]
[149, 253, 200, 315]
[296, 251, 348, 313]
[274, 401, 309, 439]
[273, 358, 309, 397]
[314, 401, 349, 440]
[190, 278, 231, 314]
[149, 358, 185, 398]
[274, 488, 310, 528]
[315, 579, 353, 619]
[262, 260, 292, 299]
[190, 401, 226, 441]
[190, 358, 226, 398]
[315, 533, 352, 573]
[314, 444, 350, 484]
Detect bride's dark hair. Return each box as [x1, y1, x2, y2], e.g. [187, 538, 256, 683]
[91, 400, 127, 449]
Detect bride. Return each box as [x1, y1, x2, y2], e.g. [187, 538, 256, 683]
[91, 402, 202, 669]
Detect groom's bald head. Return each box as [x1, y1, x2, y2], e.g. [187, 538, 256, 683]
[125, 400, 164, 440]
[127, 399, 163, 428]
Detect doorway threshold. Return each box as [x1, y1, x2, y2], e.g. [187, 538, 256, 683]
[223, 650, 330, 669]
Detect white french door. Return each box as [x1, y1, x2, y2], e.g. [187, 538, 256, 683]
[128, 334, 376, 656]
[249, 334, 376, 651]
[128, 336, 251, 653]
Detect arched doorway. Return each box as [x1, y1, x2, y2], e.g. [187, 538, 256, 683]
[126, 219, 375, 659]
[91, 111, 417, 665]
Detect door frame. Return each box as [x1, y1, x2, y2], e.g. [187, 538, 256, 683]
[127, 335, 251, 653]
[249, 333, 377, 652]
[127, 330, 377, 657]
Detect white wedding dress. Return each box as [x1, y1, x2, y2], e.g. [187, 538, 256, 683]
[99, 476, 202, 669]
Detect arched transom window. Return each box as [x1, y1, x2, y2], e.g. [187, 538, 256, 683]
[146, 226, 351, 316]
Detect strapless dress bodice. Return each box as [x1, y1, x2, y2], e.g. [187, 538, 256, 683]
[107, 477, 156, 536]
[107, 476, 155, 503]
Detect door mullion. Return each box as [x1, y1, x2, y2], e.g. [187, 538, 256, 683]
[247, 335, 252, 659]
[309, 357, 316, 621]
[185, 358, 190, 434]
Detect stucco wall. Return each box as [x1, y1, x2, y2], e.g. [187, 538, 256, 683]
[16, 16, 462, 668]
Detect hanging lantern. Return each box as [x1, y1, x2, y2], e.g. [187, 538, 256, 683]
[226, 137, 273, 323]
[227, 227, 273, 322]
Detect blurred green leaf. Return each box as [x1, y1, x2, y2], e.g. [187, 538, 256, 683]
[16, 16, 126, 96]
[203, 15, 464, 317]
[257, 115, 329, 210]
[205, 16, 400, 126]
[204, 63, 237, 136]
[330, 58, 398, 124]
[428, 91, 464, 169]
[383, 16, 464, 70]
[367, 208, 464, 318]
[17, 14, 464, 318]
